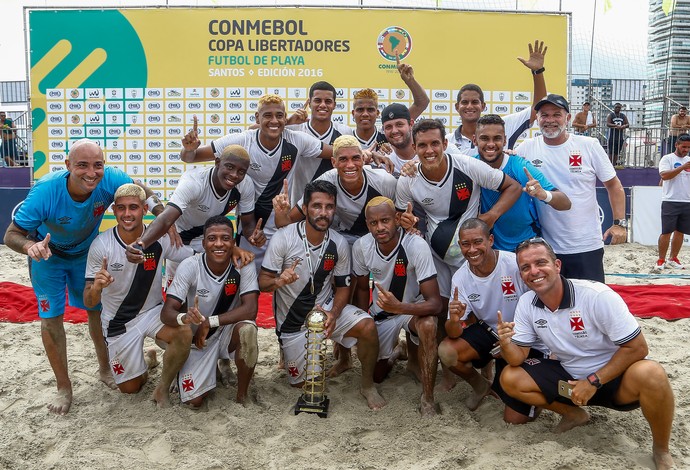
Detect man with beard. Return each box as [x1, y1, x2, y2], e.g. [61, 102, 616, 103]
[514, 94, 627, 282]
[259, 180, 385, 410]
[84, 184, 193, 406]
[352, 197, 441, 416]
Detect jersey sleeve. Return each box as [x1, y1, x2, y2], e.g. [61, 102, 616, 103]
[351, 238, 369, 277]
[239, 263, 260, 296]
[103, 167, 134, 194]
[211, 132, 246, 157]
[408, 236, 437, 283]
[292, 129, 323, 159]
[521, 158, 556, 191]
[161, 235, 195, 263]
[458, 154, 505, 191]
[380, 171, 398, 200]
[511, 294, 540, 347]
[166, 257, 198, 304]
[237, 175, 256, 215]
[168, 172, 201, 213]
[587, 138, 617, 183]
[395, 171, 415, 211]
[12, 180, 50, 233]
[658, 155, 672, 173]
[333, 236, 351, 287]
[590, 289, 641, 345]
[85, 236, 107, 281]
[261, 228, 288, 274]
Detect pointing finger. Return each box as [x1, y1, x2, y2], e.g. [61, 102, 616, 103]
[291, 258, 301, 270]
[453, 287, 459, 301]
[497, 310, 504, 325]
[102, 257, 108, 271]
[303, 98, 309, 110]
[374, 282, 388, 294]
[523, 167, 535, 181]
[282, 179, 289, 196]
[406, 202, 413, 214]
[193, 115, 198, 133]
[255, 218, 263, 232]
[395, 49, 401, 67]
[194, 295, 199, 311]
[42, 233, 51, 246]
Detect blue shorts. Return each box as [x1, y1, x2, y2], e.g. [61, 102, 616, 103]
[29, 253, 97, 318]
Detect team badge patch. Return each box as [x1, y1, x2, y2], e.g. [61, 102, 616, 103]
[281, 154, 293, 172]
[569, 151, 582, 173]
[38, 297, 51, 313]
[501, 276, 517, 300]
[93, 201, 105, 217]
[323, 253, 335, 272]
[111, 358, 125, 375]
[182, 373, 195, 392]
[143, 252, 156, 271]
[287, 361, 300, 378]
[225, 278, 238, 295]
[394, 258, 406, 277]
[569, 310, 588, 338]
[454, 182, 470, 201]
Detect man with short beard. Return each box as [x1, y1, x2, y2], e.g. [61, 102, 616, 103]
[514, 94, 627, 282]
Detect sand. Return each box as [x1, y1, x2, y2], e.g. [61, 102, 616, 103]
[0, 243, 688, 470]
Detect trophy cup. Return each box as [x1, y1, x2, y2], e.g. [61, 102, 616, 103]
[295, 308, 330, 417]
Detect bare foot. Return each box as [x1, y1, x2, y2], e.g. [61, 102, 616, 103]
[47, 387, 72, 415]
[466, 376, 493, 411]
[653, 448, 675, 470]
[152, 385, 172, 408]
[420, 397, 439, 417]
[361, 386, 386, 410]
[144, 348, 159, 369]
[99, 369, 117, 390]
[554, 407, 590, 433]
[217, 358, 236, 388]
[327, 357, 353, 378]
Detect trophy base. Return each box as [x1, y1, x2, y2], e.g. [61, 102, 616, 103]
[294, 395, 330, 418]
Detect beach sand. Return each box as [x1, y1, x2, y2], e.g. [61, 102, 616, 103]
[0, 243, 688, 469]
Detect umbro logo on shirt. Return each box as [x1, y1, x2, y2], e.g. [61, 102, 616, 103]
[250, 162, 261, 171]
[532, 159, 543, 167]
[58, 216, 72, 224]
[110, 263, 124, 272]
[535, 318, 548, 328]
[467, 293, 480, 302]
[422, 198, 434, 205]
[198, 204, 210, 212]
[197, 289, 210, 298]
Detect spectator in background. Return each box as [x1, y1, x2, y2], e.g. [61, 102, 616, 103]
[606, 103, 629, 166]
[572, 102, 597, 137]
[669, 106, 690, 152]
[0, 111, 18, 166]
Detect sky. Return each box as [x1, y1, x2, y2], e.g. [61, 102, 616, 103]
[0, 0, 650, 83]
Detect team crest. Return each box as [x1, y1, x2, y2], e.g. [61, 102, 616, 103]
[226, 200, 238, 212]
[501, 276, 517, 296]
[323, 253, 335, 272]
[569, 151, 582, 173]
[110, 358, 125, 375]
[38, 296, 51, 313]
[225, 278, 238, 295]
[394, 258, 406, 277]
[143, 252, 156, 271]
[569, 310, 588, 338]
[287, 361, 300, 378]
[93, 201, 105, 217]
[281, 154, 293, 172]
[454, 183, 470, 201]
[182, 373, 195, 392]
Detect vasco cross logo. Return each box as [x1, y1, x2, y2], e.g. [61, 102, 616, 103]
[377, 26, 412, 61]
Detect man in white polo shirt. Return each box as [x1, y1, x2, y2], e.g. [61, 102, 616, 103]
[497, 238, 675, 470]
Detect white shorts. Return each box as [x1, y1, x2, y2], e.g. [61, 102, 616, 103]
[375, 314, 416, 361]
[280, 304, 369, 385]
[103, 305, 165, 385]
[432, 252, 460, 299]
[178, 320, 255, 402]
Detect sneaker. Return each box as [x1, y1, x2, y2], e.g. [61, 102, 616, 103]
[655, 259, 666, 269]
[667, 257, 685, 269]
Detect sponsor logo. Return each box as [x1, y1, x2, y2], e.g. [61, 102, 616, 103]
[467, 293, 480, 302]
[198, 204, 210, 212]
[110, 262, 124, 271]
[168, 128, 181, 135]
[534, 318, 548, 328]
[532, 159, 543, 167]
[208, 102, 223, 109]
[433, 91, 448, 99]
[210, 88, 220, 98]
[58, 216, 71, 224]
[377, 26, 412, 61]
[147, 89, 161, 98]
[197, 288, 210, 298]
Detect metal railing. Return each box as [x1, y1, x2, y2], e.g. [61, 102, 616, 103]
[2, 111, 31, 167]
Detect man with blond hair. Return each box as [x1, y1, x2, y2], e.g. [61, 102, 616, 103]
[84, 184, 194, 407]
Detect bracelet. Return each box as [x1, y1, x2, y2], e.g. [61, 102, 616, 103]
[146, 195, 161, 212]
[176, 313, 186, 326]
[208, 315, 220, 328]
[532, 67, 545, 75]
[542, 190, 553, 204]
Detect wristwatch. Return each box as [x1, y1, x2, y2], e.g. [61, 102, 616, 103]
[613, 219, 628, 229]
[532, 67, 545, 75]
[587, 373, 603, 389]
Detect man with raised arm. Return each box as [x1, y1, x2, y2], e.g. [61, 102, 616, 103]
[3, 139, 164, 415]
[498, 237, 675, 470]
[352, 197, 442, 416]
[259, 180, 385, 410]
[83, 184, 193, 406]
[448, 40, 548, 153]
[161, 215, 260, 406]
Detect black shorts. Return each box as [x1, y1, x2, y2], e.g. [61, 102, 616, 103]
[607, 138, 624, 156]
[519, 357, 640, 411]
[661, 201, 690, 235]
[557, 248, 605, 283]
[461, 323, 542, 417]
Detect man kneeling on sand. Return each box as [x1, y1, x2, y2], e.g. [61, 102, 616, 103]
[497, 237, 675, 470]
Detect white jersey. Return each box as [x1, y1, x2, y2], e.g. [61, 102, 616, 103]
[659, 152, 690, 202]
[86, 226, 193, 337]
[286, 120, 352, 184]
[396, 152, 505, 268]
[451, 250, 527, 331]
[262, 222, 351, 334]
[448, 106, 532, 153]
[166, 253, 259, 338]
[515, 134, 617, 255]
[352, 229, 437, 321]
[211, 128, 323, 238]
[168, 166, 255, 249]
[297, 166, 397, 245]
[512, 277, 641, 379]
[341, 127, 388, 149]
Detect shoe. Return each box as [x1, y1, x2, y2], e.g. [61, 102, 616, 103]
[667, 257, 685, 269]
[655, 259, 666, 269]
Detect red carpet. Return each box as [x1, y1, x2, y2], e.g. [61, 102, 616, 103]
[2, 281, 688, 324]
[0, 282, 277, 328]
